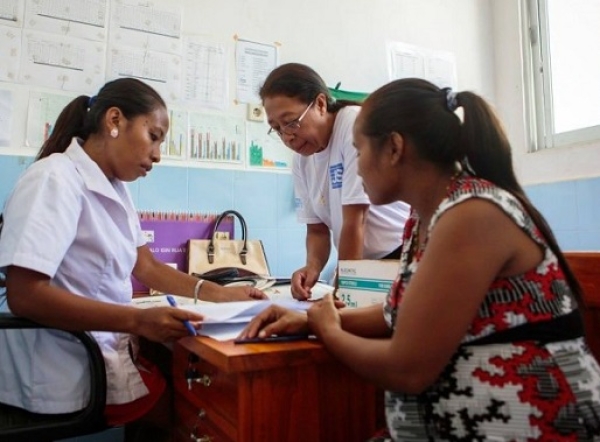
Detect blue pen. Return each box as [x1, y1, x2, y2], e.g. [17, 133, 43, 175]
[166, 295, 197, 336]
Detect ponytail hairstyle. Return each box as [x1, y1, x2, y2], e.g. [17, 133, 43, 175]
[36, 78, 166, 161]
[360, 78, 583, 306]
[259, 63, 360, 112]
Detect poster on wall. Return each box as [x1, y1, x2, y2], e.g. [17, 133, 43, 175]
[246, 121, 292, 170]
[235, 38, 278, 104]
[162, 108, 188, 160]
[24, 0, 108, 41]
[0, 0, 25, 28]
[0, 89, 13, 146]
[107, 45, 182, 102]
[109, 0, 182, 55]
[0, 25, 21, 82]
[25, 91, 75, 148]
[188, 111, 244, 165]
[387, 41, 457, 89]
[20, 30, 106, 93]
[183, 37, 229, 110]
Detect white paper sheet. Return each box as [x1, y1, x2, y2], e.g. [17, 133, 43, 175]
[180, 299, 312, 341]
[183, 37, 229, 110]
[132, 294, 199, 308]
[133, 293, 328, 342]
[264, 282, 334, 302]
[0, 89, 13, 146]
[180, 299, 310, 324]
[235, 39, 278, 104]
[20, 30, 106, 92]
[24, 0, 107, 41]
[1, 0, 26, 28]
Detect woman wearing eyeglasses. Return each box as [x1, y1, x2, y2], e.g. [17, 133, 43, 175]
[260, 63, 410, 300]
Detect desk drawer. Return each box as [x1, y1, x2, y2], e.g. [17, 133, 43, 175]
[173, 343, 238, 427]
[174, 393, 235, 442]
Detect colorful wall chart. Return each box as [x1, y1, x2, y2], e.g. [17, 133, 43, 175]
[246, 120, 292, 169]
[188, 111, 244, 163]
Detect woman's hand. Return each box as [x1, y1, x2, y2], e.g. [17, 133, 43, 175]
[307, 294, 342, 339]
[220, 285, 267, 301]
[291, 265, 320, 300]
[133, 306, 204, 343]
[238, 305, 309, 339]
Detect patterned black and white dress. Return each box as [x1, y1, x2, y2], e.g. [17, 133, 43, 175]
[380, 174, 600, 441]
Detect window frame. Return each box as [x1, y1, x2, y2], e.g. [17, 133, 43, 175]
[523, 0, 600, 152]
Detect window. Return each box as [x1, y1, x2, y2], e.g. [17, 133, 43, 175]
[524, 0, 600, 151]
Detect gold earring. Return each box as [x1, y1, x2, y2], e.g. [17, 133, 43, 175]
[110, 128, 118, 138]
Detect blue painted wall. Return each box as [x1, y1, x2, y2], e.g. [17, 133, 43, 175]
[0, 155, 316, 279]
[1, 154, 599, 279]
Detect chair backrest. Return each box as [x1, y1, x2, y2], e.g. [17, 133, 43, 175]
[0, 314, 108, 442]
[563, 251, 600, 362]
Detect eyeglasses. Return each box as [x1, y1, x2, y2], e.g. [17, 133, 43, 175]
[268, 101, 314, 138]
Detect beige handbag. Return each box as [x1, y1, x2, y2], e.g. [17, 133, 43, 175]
[188, 210, 270, 281]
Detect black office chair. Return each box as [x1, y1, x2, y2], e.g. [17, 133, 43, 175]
[0, 312, 108, 442]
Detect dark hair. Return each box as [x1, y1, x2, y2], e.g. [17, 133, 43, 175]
[36, 78, 166, 160]
[361, 77, 583, 305]
[259, 63, 360, 113]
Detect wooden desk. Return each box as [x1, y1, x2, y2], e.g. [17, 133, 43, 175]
[564, 252, 600, 362]
[172, 336, 379, 442]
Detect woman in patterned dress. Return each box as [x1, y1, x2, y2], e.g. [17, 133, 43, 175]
[240, 78, 600, 441]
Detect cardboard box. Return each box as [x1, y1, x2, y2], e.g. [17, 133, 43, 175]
[337, 259, 399, 308]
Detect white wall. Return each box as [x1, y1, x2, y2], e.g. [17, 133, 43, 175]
[0, 0, 497, 160]
[492, 0, 600, 186]
[179, 0, 495, 94]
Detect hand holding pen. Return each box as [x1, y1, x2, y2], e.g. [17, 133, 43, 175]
[166, 295, 198, 336]
[133, 297, 203, 342]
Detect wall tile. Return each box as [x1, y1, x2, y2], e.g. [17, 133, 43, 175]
[0, 155, 33, 207]
[576, 177, 600, 231]
[578, 229, 600, 250]
[276, 227, 306, 277]
[276, 173, 297, 229]
[554, 230, 580, 251]
[232, 171, 278, 230]
[138, 165, 188, 211]
[535, 181, 578, 231]
[187, 168, 235, 213]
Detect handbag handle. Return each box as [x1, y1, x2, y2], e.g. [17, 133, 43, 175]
[208, 210, 249, 265]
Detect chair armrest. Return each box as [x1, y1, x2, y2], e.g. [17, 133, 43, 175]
[0, 313, 107, 440]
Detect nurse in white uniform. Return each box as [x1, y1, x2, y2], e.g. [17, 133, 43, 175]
[0, 78, 265, 438]
[260, 63, 410, 300]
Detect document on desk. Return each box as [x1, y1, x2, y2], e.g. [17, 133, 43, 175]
[132, 294, 200, 308]
[263, 282, 334, 301]
[180, 299, 313, 341]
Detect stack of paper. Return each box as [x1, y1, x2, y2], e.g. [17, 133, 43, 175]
[180, 299, 312, 341]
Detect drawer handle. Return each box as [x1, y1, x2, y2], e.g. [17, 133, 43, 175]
[185, 368, 213, 389]
[189, 374, 212, 388]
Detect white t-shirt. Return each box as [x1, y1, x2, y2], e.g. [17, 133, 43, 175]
[293, 106, 410, 259]
[0, 138, 148, 413]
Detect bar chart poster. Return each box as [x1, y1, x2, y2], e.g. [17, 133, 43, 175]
[26, 91, 75, 148]
[162, 109, 188, 160]
[246, 121, 292, 170]
[188, 111, 244, 164]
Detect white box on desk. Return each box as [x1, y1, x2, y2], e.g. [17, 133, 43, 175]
[337, 259, 399, 308]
